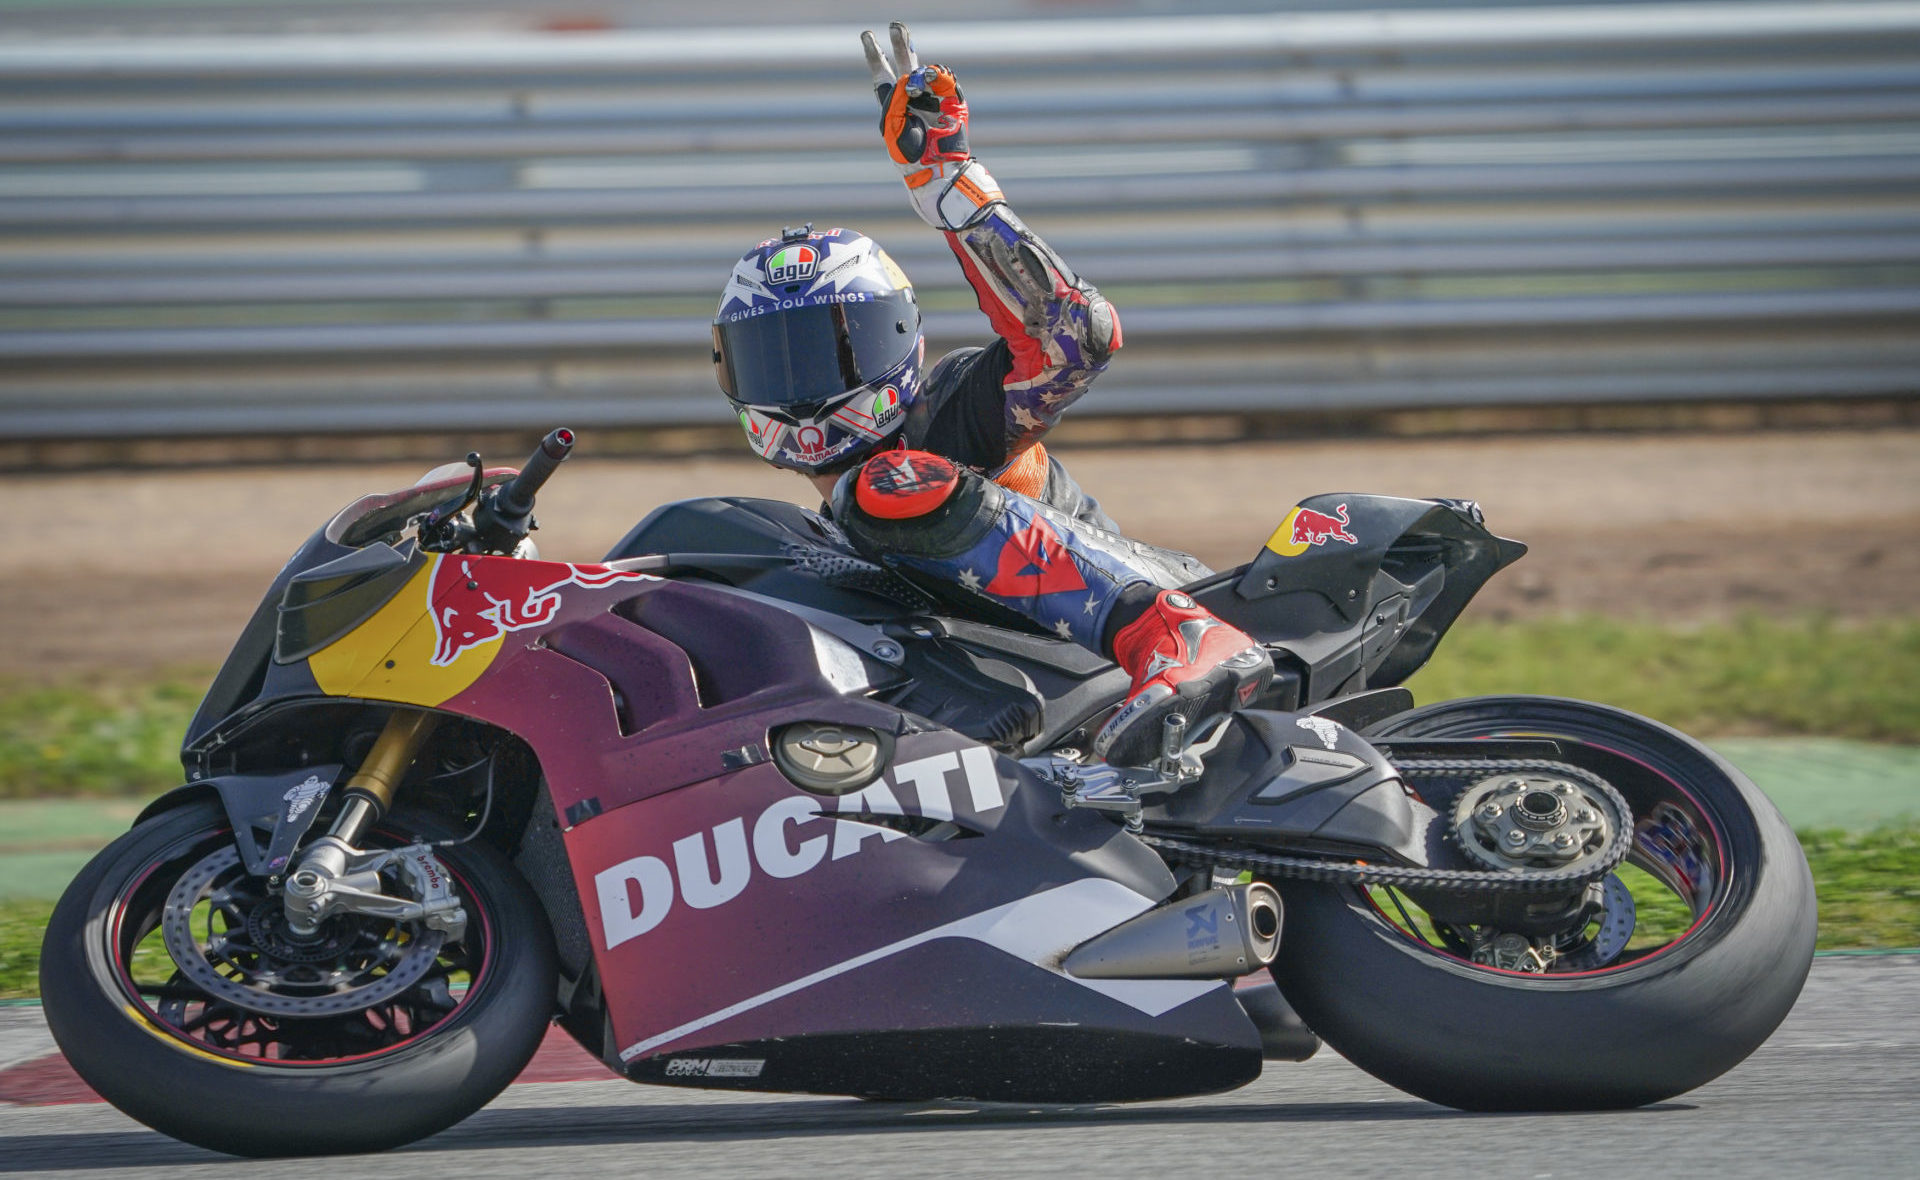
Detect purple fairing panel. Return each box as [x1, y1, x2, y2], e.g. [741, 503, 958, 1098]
[431, 573, 1233, 1070]
[577, 734, 1191, 1067]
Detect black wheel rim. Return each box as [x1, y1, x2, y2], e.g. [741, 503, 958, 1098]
[1364, 729, 1732, 979]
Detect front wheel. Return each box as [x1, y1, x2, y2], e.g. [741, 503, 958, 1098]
[40, 800, 557, 1156]
[1271, 696, 1816, 1111]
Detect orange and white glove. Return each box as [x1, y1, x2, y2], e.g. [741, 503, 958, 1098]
[861, 22, 1005, 232]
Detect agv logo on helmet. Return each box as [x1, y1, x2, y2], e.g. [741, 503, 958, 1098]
[766, 245, 819, 285]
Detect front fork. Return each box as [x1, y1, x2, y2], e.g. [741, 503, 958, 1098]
[281, 710, 468, 940]
[330, 709, 440, 848]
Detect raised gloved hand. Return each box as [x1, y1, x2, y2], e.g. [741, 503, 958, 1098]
[860, 21, 1003, 231]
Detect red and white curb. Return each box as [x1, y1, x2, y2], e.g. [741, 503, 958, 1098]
[0, 1008, 615, 1106]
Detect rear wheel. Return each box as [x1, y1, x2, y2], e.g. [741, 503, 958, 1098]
[1271, 696, 1815, 1110]
[40, 800, 557, 1156]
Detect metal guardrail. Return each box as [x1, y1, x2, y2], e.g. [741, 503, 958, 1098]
[3, 1, 1918, 440]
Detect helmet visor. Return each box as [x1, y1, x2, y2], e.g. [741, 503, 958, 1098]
[714, 291, 919, 406]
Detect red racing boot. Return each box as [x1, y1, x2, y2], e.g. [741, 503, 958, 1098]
[1092, 590, 1273, 766]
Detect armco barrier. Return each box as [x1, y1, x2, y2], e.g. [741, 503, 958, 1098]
[2, 1, 1917, 439]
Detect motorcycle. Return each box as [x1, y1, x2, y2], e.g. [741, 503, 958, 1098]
[40, 429, 1816, 1156]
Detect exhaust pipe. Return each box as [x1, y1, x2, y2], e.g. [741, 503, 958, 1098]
[1064, 883, 1282, 980]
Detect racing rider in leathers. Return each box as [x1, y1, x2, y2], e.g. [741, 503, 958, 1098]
[710, 23, 1272, 766]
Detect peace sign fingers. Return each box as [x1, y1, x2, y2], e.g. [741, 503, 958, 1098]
[862, 21, 922, 104]
[861, 29, 895, 97]
[889, 22, 919, 76]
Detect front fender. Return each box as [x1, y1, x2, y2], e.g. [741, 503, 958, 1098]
[136, 765, 344, 877]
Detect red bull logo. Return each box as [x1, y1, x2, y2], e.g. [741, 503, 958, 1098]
[428, 554, 655, 666]
[1292, 503, 1356, 546]
[1265, 502, 1358, 558]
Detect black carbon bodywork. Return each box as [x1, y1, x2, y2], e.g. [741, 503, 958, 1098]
[1144, 709, 1436, 865]
[273, 542, 423, 665]
[1194, 494, 1526, 703]
[626, 940, 1261, 1103]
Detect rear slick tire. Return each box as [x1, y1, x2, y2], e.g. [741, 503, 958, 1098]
[1270, 696, 1816, 1111]
[39, 801, 557, 1156]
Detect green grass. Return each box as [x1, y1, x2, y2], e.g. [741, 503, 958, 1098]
[3, 825, 1911, 999]
[0, 614, 1911, 998]
[0, 672, 208, 799]
[1, 900, 50, 999]
[1795, 826, 1920, 949]
[0, 616, 1914, 800]
[1406, 615, 1920, 743]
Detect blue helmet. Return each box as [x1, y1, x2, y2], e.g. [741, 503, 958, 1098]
[712, 226, 923, 476]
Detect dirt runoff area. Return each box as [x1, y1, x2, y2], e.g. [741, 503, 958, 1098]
[4, 428, 1916, 677]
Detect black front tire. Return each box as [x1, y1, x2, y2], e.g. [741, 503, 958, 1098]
[40, 801, 558, 1156]
[1272, 696, 1816, 1111]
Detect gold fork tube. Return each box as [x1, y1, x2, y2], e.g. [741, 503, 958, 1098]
[330, 710, 439, 842]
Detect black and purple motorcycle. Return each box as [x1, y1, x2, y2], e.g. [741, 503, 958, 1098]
[40, 429, 1815, 1156]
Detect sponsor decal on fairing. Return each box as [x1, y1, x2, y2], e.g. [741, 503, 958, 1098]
[1296, 715, 1342, 751]
[426, 554, 657, 667]
[662, 1057, 766, 1078]
[594, 746, 1007, 950]
[1265, 503, 1359, 558]
[282, 775, 329, 822]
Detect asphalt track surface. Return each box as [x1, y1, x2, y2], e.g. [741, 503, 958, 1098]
[2, 955, 1915, 1179]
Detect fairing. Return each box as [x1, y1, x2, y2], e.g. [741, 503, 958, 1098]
[194, 536, 1260, 1100]
[175, 485, 1518, 1100]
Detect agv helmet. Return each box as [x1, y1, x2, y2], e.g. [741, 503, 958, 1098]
[712, 226, 923, 476]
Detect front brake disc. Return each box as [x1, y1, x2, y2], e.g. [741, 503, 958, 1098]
[161, 845, 445, 1018]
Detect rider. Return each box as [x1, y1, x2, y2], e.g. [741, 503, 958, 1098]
[710, 23, 1272, 766]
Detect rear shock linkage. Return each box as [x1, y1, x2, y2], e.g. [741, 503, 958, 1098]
[1139, 758, 1634, 895]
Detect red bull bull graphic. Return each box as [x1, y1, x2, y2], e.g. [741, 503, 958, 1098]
[429, 555, 656, 666]
[306, 554, 660, 709]
[1264, 503, 1358, 558]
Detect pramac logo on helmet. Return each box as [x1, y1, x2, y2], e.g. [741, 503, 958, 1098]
[766, 245, 819, 285]
[793, 425, 831, 460]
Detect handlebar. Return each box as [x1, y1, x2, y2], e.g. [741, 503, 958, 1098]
[494, 427, 574, 519]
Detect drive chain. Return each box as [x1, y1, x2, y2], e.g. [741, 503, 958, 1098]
[1140, 758, 1634, 895]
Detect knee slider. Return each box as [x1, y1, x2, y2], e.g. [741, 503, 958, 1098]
[853, 449, 960, 520]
